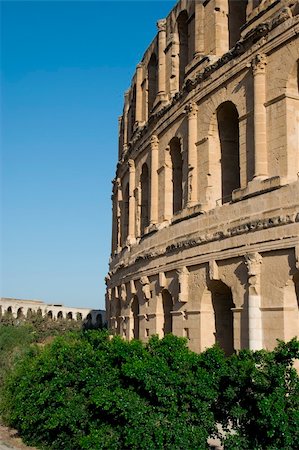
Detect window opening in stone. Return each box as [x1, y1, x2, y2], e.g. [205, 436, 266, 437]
[67, 311, 73, 320]
[128, 85, 136, 141]
[47, 311, 53, 320]
[177, 10, 189, 89]
[122, 182, 129, 246]
[17, 307, 24, 319]
[228, 1, 247, 49]
[140, 163, 149, 234]
[208, 280, 235, 355]
[57, 311, 63, 320]
[96, 313, 103, 327]
[162, 289, 173, 335]
[170, 137, 183, 214]
[76, 312, 82, 321]
[148, 53, 158, 116]
[217, 102, 240, 202]
[131, 295, 139, 339]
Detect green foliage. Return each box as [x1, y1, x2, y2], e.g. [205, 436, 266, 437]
[215, 338, 299, 449]
[1, 329, 298, 450]
[1, 332, 220, 449]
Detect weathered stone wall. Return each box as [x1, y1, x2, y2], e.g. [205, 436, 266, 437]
[107, 0, 299, 354]
[0, 298, 106, 325]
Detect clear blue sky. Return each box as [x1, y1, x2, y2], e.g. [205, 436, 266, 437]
[1, 0, 175, 309]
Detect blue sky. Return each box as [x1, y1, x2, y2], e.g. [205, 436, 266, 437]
[1, 0, 175, 309]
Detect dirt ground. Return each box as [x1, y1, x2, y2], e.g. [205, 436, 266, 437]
[0, 424, 37, 450]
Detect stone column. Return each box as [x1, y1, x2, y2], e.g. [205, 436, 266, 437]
[128, 159, 136, 242]
[252, 53, 268, 179]
[116, 178, 122, 251]
[245, 252, 263, 350]
[157, 19, 166, 101]
[194, 1, 204, 58]
[186, 102, 198, 208]
[123, 90, 130, 151]
[135, 64, 143, 123]
[163, 145, 173, 220]
[150, 135, 159, 226]
[170, 34, 179, 95]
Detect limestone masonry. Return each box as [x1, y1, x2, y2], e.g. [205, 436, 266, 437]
[106, 0, 299, 354]
[0, 298, 106, 325]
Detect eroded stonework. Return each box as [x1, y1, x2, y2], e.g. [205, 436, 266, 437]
[107, 0, 299, 354]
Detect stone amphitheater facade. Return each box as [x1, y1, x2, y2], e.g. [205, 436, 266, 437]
[106, 0, 299, 355]
[0, 297, 106, 326]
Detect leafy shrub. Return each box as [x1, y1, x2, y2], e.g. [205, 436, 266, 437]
[1, 331, 221, 449]
[215, 338, 299, 449]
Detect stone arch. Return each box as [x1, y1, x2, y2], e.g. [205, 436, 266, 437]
[202, 280, 236, 355]
[209, 101, 240, 205]
[148, 53, 158, 115]
[26, 308, 32, 319]
[7, 306, 12, 316]
[177, 10, 189, 89]
[131, 294, 139, 339]
[96, 313, 103, 327]
[47, 310, 53, 320]
[162, 289, 173, 336]
[57, 311, 63, 320]
[140, 163, 150, 235]
[76, 312, 82, 321]
[121, 181, 129, 246]
[169, 137, 183, 214]
[67, 312, 73, 320]
[36, 308, 42, 317]
[17, 307, 24, 319]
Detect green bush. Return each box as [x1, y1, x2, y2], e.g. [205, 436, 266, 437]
[215, 338, 299, 449]
[1, 331, 221, 449]
[1, 330, 298, 450]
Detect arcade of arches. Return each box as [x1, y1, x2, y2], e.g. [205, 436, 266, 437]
[107, 0, 299, 354]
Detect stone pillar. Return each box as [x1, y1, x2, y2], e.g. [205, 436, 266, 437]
[135, 64, 143, 123]
[123, 90, 130, 150]
[170, 33, 179, 95]
[128, 159, 136, 242]
[150, 135, 159, 226]
[252, 53, 268, 179]
[163, 145, 173, 220]
[186, 102, 198, 207]
[194, 1, 204, 58]
[245, 252, 263, 350]
[116, 178, 122, 251]
[157, 19, 167, 101]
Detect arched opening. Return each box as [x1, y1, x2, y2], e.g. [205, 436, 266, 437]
[115, 297, 121, 334]
[47, 311, 53, 320]
[169, 137, 183, 214]
[140, 163, 149, 235]
[228, 1, 247, 49]
[217, 102, 240, 203]
[86, 313, 92, 322]
[205, 280, 235, 355]
[148, 53, 158, 115]
[131, 295, 139, 339]
[57, 311, 63, 320]
[122, 182, 129, 246]
[17, 308, 24, 319]
[96, 313, 103, 328]
[67, 312, 73, 320]
[162, 289, 173, 336]
[36, 308, 42, 317]
[26, 308, 32, 319]
[76, 312, 82, 321]
[177, 10, 189, 89]
[128, 85, 136, 140]
[7, 306, 12, 316]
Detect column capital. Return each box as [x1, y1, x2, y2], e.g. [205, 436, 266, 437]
[252, 53, 267, 75]
[157, 18, 166, 32]
[185, 101, 198, 118]
[150, 134, 159, 147]
[128, 158, 135, 172]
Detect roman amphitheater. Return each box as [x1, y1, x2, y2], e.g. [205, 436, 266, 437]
[106, 0, 299, 355]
